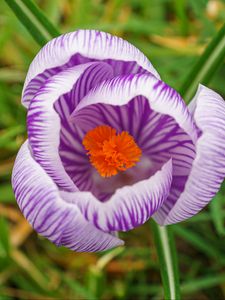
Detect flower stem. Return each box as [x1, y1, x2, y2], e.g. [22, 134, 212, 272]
[151, 220, 180, 300]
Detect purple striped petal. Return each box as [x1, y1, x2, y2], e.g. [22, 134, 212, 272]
[12, 141, 124, 252]
[27, 62, 113, 191]
[69, 93, 196, 201]
[61, 159, 173, 232]
[70, 74, 197, 201]
[22, 30, 160, 108]
[154, 85, 225, 225]
[73, 74, 197, 144]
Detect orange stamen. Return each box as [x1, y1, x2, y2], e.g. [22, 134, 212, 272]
[82, 125, 142, 177]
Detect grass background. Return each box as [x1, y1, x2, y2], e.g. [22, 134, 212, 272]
[0, 0, 225, 299]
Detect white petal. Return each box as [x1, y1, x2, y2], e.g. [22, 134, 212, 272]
[12, 141, 124, 252]
[27, 62, 113, 191]
[61, 159, 173, 232]
[154, 85, 225, 225]
[22, 30, 160, 107]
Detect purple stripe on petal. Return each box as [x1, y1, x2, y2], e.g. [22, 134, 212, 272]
[22, 30, 160, 108]
[61, 159, 173, 232]
[12, 141, 124, 252]
[154, 85, 225, 225]
[69, 95, 195, 202]
[27, 62, 113, 191]
[69, 74, 197, 202]
[72, 74, 197, 144]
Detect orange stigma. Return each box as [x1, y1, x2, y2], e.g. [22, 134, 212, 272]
[82, 125, 142, 177]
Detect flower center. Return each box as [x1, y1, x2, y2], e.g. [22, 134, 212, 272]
[82, 125, 142, 177]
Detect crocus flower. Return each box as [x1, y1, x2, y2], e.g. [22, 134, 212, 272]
[12, 30, 225, 252]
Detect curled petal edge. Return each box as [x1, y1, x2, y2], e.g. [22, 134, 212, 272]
[60, 159, 173, 232]
[12, 141, 124, 252]
[72, 73, 198, 144]
[22, 29, 160, 107]
[27, 62, 113, 191]
[154, 84, 225, 225]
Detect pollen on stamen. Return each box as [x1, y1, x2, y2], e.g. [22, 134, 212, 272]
[82, 125, 142, 177]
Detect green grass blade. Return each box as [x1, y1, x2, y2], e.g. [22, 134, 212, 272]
[174, 0, 188, 36]
[151, 221, 180, 300]
[172, 225, 225, 264]
[0, 184, 15, 203]
[0, 217, 10, 260]
[210, 193, 225, 236]
[129, 273, 225, 296]
[0, 125, 25, 147]
[4, 0, 60, 47]
[182, 273, 225, 294]
[0, 68, 25, 82]
[179, 23, 225, 102]
[21, 0, 60, 37]
[63, 276, 95, 300]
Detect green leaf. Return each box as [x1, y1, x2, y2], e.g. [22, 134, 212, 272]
[0, 217, 10, 261]
[86, 247, 124, 299]
[0, 125, 25, 147]
[128, 273, 225, 296]
[182, 273, 225, 294]
[0, 184, 15, 203]
[151, 221, 180, 300]
[0, 68, 26, 82]
[63, 276, 95, 300]
[179, 23, 225, 103]
[4, 0, 60, 47]
[172, 225, 225, 265]
[210, 193, 225, 236]
[174, 0, 188, 36]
